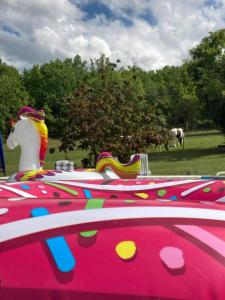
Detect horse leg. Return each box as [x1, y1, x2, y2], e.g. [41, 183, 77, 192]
[178, 136, 184, 148]
[164, 143, 169, 151]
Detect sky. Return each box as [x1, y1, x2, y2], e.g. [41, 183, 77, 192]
[0, 0, 225, 71]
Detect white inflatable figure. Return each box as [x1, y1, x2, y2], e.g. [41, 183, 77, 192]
[7, 107, 47, 172]
[7, 116, 43, 171]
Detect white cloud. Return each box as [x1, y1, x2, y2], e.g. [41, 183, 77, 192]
[0, 0, 224, 70]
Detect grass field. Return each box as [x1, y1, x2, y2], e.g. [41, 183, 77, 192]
[3, 138, 89, 176]
[2, 130, 225, 176]
[148, 130, 225, 175]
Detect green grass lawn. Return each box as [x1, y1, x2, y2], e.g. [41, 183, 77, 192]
[148, 130, 225, 175]
[3, 138, 88, 176]
[2, 130, 225, 176]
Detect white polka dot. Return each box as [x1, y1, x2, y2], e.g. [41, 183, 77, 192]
[38, 185, 45, 189]
[0, 208, 8, 215]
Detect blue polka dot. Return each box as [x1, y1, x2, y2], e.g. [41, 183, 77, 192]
[170, 195, 178, 201]
[20, 184, 31, 190]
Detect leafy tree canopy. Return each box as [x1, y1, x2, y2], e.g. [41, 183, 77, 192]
[188, 29, 225, 132]
[0, 59, 30, 135]
[60, 55, 167, 165]
[22, 55, 88, 135]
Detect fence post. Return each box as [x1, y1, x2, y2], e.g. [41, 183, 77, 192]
[131, 153, 150, 176]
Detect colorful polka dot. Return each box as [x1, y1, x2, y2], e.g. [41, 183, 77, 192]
[135, 193, 148, 199]
[0, 208, 8, 215]
[160, 247, 185, 270]
[80, 230, 97, 238]
[115, 241, 136, 260]
[20, 184, 31, 190]
[58, 201, 72, 206]
[203, 187, 211, 193]
[124, 200, 136, 203]
[41, 190, 47, 194]
[53, 192, 60, 198]
[157, 189, 167, 197]
[38, 185, 45, 189]
[170, 196, 178, 201]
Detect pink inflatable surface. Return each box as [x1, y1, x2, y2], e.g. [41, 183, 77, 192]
[1, 178, 225, 299]
[3, 107, 225, 299]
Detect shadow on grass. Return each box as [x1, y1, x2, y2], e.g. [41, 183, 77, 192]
[148, 147, 225, 162]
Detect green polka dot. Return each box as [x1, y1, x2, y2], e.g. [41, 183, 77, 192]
[80, 230, 97, 237]
[157, 189, 167, 197]
[203, 187, 211, 193]
[124, 200, 136, 203]
[79, 198, 104, 238]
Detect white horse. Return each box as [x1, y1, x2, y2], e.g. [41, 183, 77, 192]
[169, 128, 184, 148]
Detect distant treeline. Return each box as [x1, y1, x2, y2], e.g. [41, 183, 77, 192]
[0, 29, 224, 163]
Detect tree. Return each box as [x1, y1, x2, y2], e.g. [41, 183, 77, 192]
[60, 55, 166, 166]
[148, 65, 200, 131]
[22, 55, 88, 135]
[188, 29, 225, 132]
[0, 60, 30, 136]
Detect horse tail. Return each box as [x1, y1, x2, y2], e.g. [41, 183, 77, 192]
[96, 152, 141, 179]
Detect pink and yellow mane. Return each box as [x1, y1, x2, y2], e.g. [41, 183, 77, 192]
[32, 121, 48, 167]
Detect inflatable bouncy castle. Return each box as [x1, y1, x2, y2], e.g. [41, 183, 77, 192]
[1, 107, 225, 299]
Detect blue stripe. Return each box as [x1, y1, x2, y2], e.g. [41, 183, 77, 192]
[201, 176, 225, 180]
[83, 189, 92, 199]
[31, 207, 76, 272]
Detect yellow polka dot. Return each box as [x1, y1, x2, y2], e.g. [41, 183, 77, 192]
[115, 241, 136, 260]
[135, 193, 148, 199]
[148, 182, 155, 185]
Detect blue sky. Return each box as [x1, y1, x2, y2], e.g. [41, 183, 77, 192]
[0, 0, 225, 70]
[76, 1, 157, 27]
[2, 25, 21, 37]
